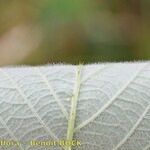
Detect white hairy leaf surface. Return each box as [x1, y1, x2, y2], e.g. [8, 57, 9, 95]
[0, 62, 150, 150]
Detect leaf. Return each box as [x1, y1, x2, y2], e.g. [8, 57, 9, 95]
[0, 62, 150, 150]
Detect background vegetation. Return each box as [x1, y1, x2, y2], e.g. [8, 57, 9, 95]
[0, 0, 150, 66]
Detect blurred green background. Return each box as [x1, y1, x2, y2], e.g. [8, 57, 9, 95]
[0, 0, 150, 66]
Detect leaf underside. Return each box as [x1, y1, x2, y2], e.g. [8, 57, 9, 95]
[0, 62, 150, 150]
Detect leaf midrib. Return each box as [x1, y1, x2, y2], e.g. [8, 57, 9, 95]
[66, 64, 83, 150]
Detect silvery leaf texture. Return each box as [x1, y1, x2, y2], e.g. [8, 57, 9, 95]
[0, 62, 150, 150]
